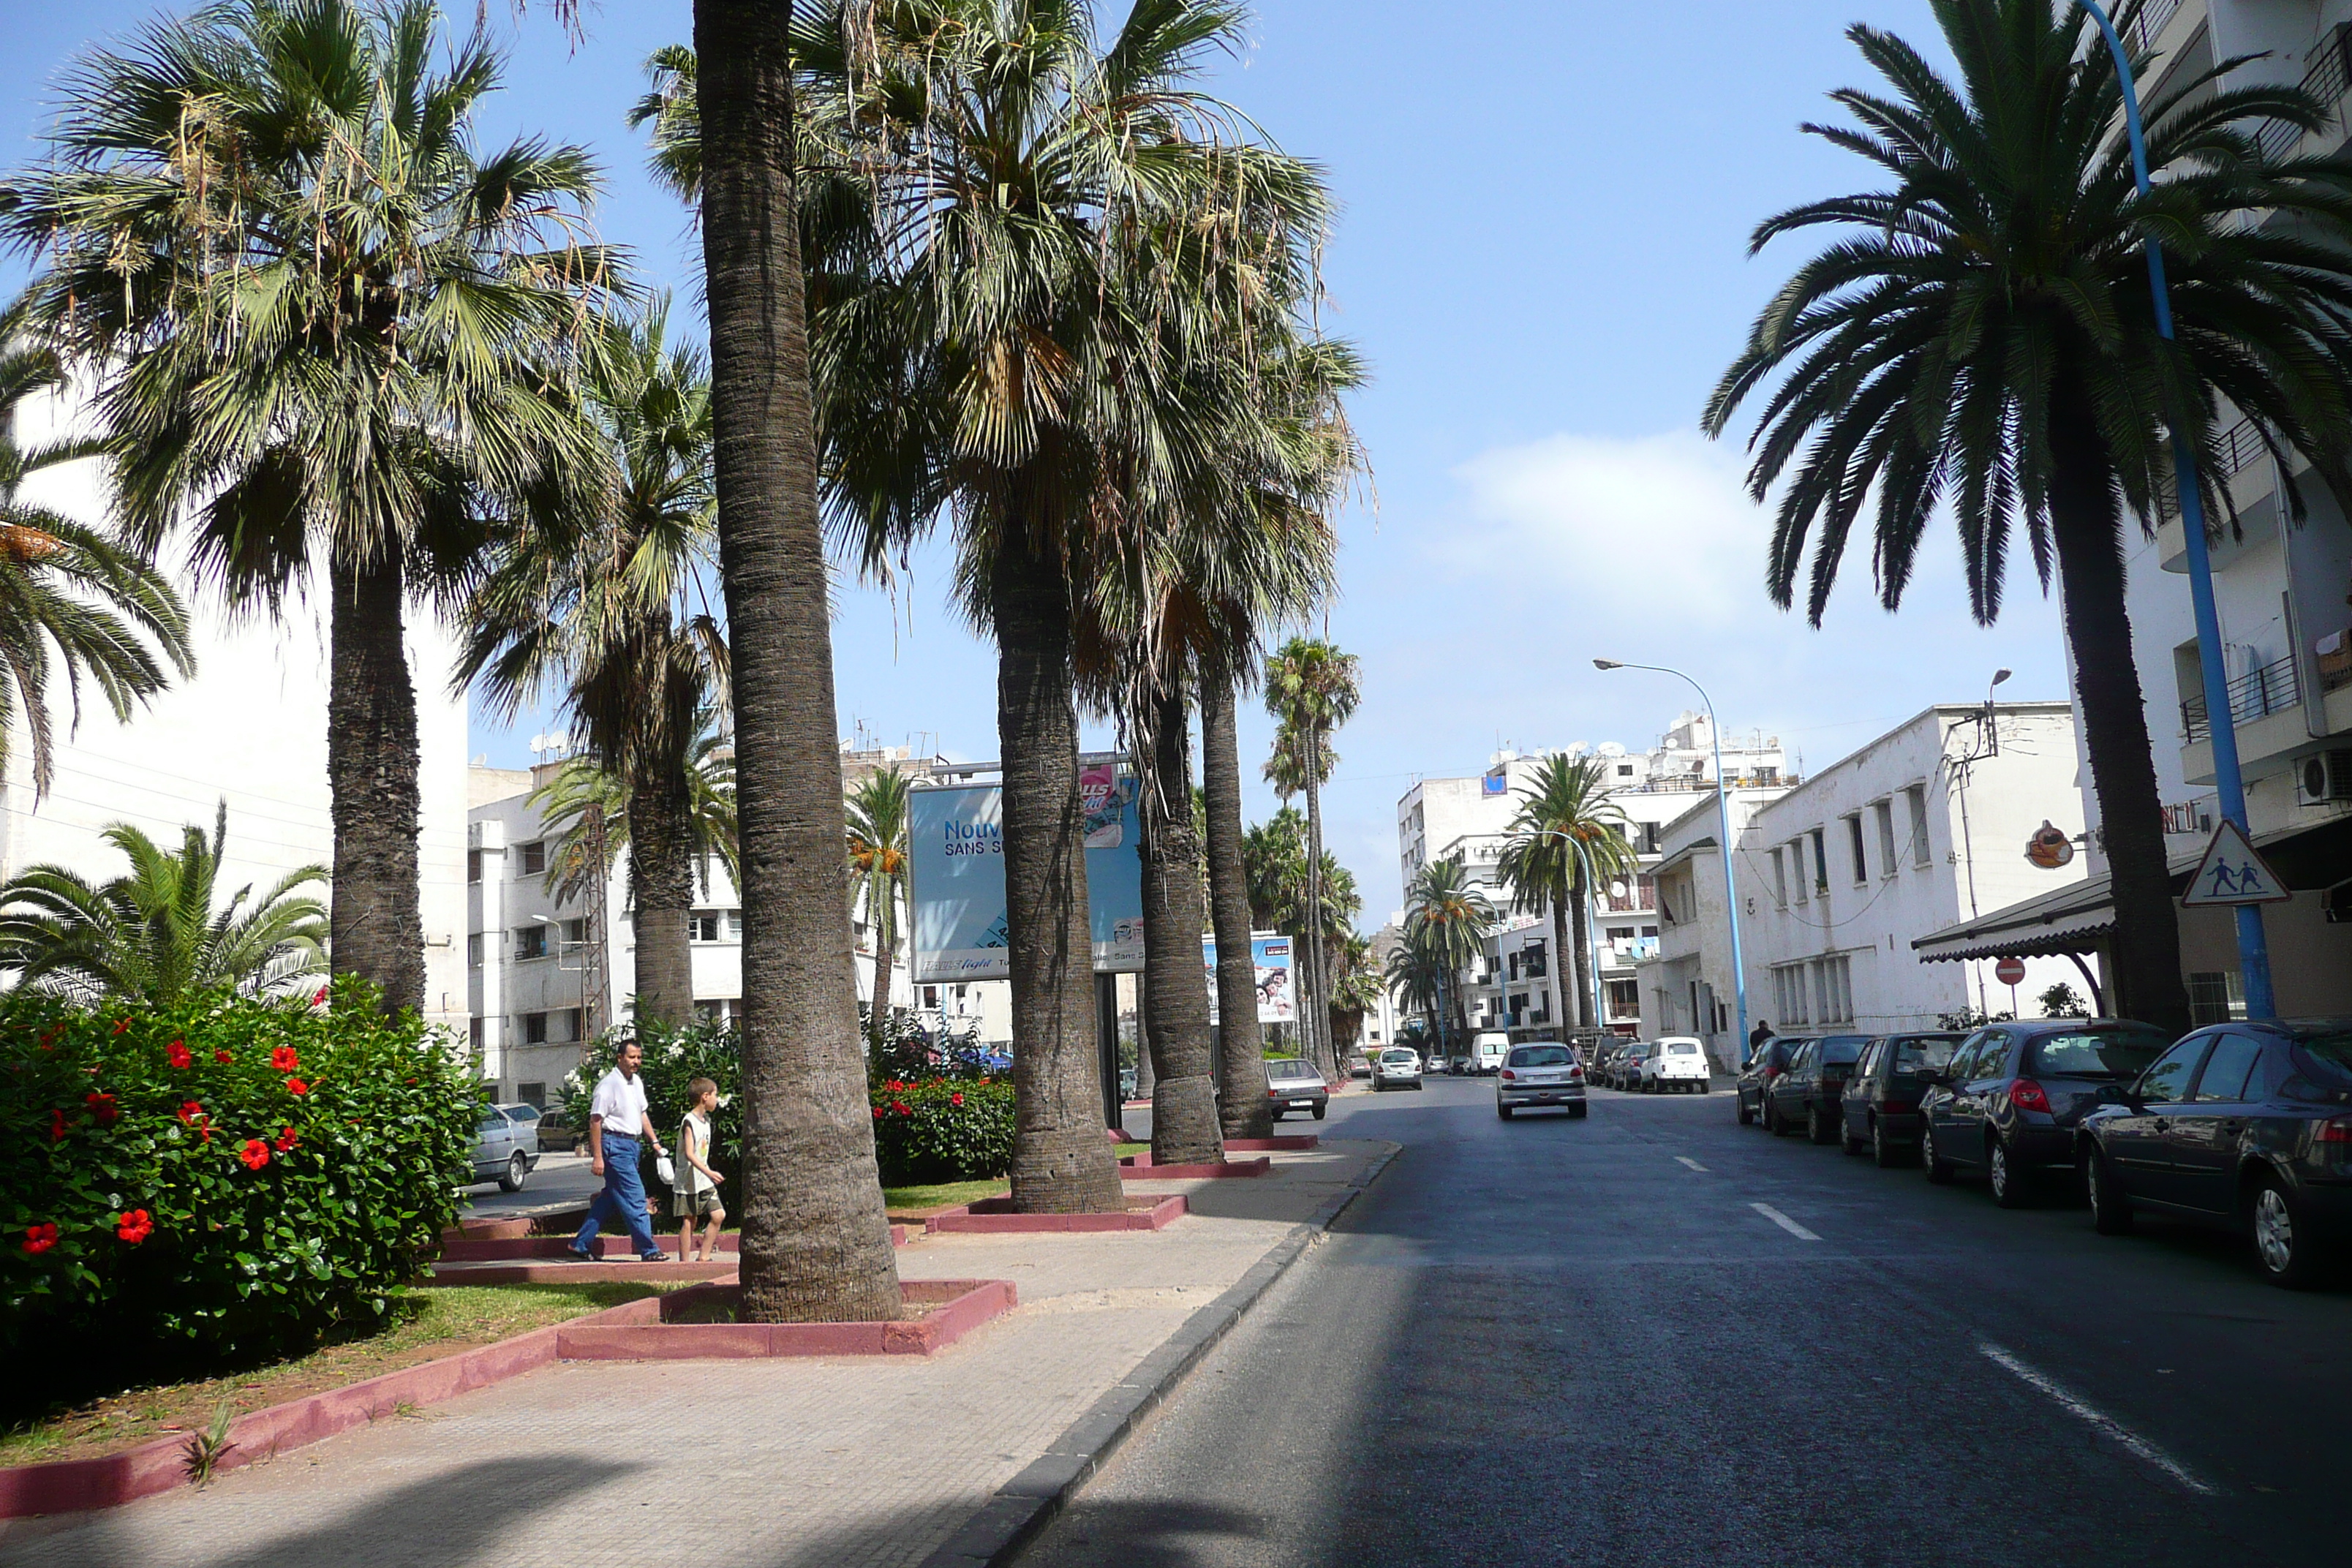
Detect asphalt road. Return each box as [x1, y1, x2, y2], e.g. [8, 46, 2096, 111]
[458, 1148, 600, 1218]
[1028, 1074, 2352, 1568]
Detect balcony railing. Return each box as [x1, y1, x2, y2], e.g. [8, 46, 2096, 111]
[2255, 25, 2351, 162]
[2123, 0, 2182, 56]
[2182, 654, 2302, 742]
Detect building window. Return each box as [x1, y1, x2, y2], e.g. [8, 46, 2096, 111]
[519, 840, 546, 876]
[727, 909, 745, 938]
[690, 911, 723, 942]
[1757, 766, 1779, 785]
[2187, 971, 2246, 1028]
[469, 1016, 483, 1052]
[1640, 924, 1657, 938]
[1771, 848, 1787, 908]
[1790, 839, 1809, 904]
[1811, 954, 1853, 1024]
[467, 933, 482, 968]
[517, 1080, 547, 1109]
[1522, 941, 1547, 978]
[1605, 978, 1639, 1018]
[1810, 828, 1830, 894]
[514, 924, 550, 961]
[1874, 800, 1898, 876]
[560, 1008, 584, 1041]
[467, 849, 481, 884]
[562, 917, 587, 946]
[1771, 963, 1809, 1026]
[523, 1011, 549, 1044]
[1506, 951, 1520, 982]
[1846, 815, 1868, 884]
[1907, 785, 1931, 867]
[1616, 763, 1634, 778]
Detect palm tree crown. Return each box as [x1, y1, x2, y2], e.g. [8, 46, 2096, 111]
[1496, 755, 1635, 1032]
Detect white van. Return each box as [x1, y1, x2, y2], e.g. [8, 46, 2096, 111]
[1471, 1032, 1512, 1076]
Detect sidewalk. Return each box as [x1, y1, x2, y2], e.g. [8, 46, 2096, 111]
[0, 1140, 1395, 1568]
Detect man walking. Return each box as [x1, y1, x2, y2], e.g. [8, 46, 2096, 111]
[1748, 1019, 1774, 1058]
[568, 1039, 671, 1262]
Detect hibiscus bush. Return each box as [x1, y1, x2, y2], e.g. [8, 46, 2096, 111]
[868, 1077, 1014, 1185]
[0, 978, 478, 1373]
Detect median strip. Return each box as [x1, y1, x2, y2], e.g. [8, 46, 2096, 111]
[1749, 1202, 1820, 1241]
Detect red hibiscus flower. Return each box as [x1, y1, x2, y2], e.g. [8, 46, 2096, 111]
[85, 1092, 119, 1126]
[871, 1105, 884, 1119]
[950, 1092, 965, 1108]
[110, 1018, 129, 1036]
[165, 1041, 192, 1069]
[271, 1047, 300, 1071]
[213, 1049, 233, 1065]
[116, 1210, 153, 1245]
[273, 1125, 298, 1153]
[23, 1222, 57, 1254]
[312, 985, 329, 1006]
[48, 1108, 67, 1142]
[284, 1077, 309, 1096]
[238, 1139, 271, 1171]
[891, 1100, 911, 1116]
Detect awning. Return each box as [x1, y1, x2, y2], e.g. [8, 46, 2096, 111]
[1910, 813, 2352, 964]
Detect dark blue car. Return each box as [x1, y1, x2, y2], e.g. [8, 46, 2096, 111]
[2079, 1018, 2352, 1288]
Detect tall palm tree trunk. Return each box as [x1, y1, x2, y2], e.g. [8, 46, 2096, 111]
[1139, 687, 1222, 1164]
[327, 543, 423, 1016]
[2051, 386, 2192, 1037]
[1568, 862, 1595, 1030]
[626, 756, 698, 1028]
[1550, 891, 1576, 1037]
[695, 0, 901, 1321]
[1302, 753, 1329, 1076]
[870, 879, 897, 1028]
[992, 526, 1126, 1213]
[1202, 668, 1272, 1138]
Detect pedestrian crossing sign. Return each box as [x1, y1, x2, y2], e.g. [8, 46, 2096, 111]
[2179, 819, 2292, 907]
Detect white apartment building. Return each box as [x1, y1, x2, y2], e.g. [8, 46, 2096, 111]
[3, 382, 470, 1036]
[1916, 0, 2352, 1021]
[1632, 787, 1787, 1069]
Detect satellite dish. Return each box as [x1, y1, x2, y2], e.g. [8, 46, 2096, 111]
[1610, 881, 1629, 900]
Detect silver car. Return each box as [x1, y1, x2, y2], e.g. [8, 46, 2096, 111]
[470, 1103, 544, 1192]
[1264, 1057, 1329, 1120]
[1497, 1044, 1588, 1120]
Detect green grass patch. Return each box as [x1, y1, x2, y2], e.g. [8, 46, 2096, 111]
[0, 1281, 664, 1468]
[881, 1177, 1010, 1218]
[1115, 1142, 1149, 1157]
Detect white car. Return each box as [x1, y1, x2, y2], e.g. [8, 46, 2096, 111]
[1469, 1032, 1511, 1076]
[1373, 1047, 1424, 1091]
[1496, 1044, 1587, 1120]
[1640, 1037, 1712, 1093]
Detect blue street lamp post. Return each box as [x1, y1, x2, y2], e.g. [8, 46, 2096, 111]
[1596, 660, 1750, 1065]
[2075, 0, 2277, 1020]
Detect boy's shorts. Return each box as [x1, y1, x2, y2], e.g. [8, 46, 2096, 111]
[674, 1186, 723, 1219]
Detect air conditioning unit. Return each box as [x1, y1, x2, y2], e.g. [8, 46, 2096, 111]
[2298, 750, 2352, 806]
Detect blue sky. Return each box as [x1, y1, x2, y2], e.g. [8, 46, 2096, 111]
[0, 0, 2075, 924]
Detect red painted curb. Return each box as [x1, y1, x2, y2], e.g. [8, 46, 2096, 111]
[1225, 1136, 1319, 1151]
[1116, 1156, 1273, 1179]
[435, 1225, 913, 1269]
[422, 1259, 742, 1287]
[556, 1279, 1017, 1360]
[925, 1195, 1186, 1234]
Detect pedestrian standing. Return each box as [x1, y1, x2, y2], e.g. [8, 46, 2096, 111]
[568, 1039, 671, 1262]
[1749, 1019, 1774, 1058]
[674, 1077, 728, 1262]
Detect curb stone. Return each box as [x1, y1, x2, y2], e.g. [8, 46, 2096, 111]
[917, 1140, 1402, 1568]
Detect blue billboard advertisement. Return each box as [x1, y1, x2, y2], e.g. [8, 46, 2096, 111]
[1202, 933, 1295, 1025]
[906, 768, 1146, 981]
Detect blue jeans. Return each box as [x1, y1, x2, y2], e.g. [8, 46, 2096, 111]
[573, 1129, 660, 1258]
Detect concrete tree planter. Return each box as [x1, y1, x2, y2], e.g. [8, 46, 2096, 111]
[554, 1279, 1017, 1360]
[1116, 1155, 1273, 1178]
[924, 1195, 1187, 1235]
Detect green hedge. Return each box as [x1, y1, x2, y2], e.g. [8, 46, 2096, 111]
[0, 980, 477, 1371]
[869, 1077, 1014, 1185]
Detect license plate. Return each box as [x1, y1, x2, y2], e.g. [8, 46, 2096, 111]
[1289, 1098, 1315, 1107]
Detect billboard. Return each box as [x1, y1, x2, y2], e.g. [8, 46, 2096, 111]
[906, 773, 1146, 981]
[1203, 933, 1295, 1025]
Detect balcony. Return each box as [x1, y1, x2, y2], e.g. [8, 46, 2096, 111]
[2179, 653, 2352, 786]
[2182, 655, 2302, 745]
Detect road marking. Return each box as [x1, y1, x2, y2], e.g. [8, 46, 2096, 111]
[1976, 1341, 2214, 1496]
[1749, 1202, 1820, 1241]
[1675, 1156, 1708, 1172]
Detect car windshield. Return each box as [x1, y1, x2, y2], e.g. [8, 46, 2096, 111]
[1509, 1046, 1574, 1067]
[1381, 1050, 1415, 1063]
[2289, 1028, 2352, 1082]
[1819, 1036, 1869, 1064]
[475, 1115, 504, 1135]
[1667, 1042, 1699, 1055]
[1266, 1058, 1312, 1079]
[1891, 1036, 1963, 1072]
[2028, 1029, 2171, 1079]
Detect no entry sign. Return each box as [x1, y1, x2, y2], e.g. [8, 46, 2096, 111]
[1994, 957, 2027, 987]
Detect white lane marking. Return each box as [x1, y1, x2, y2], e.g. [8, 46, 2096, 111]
[1976, 1341, 2215, 1496]
[1675, 1156, 1708, 1172]
[1749, 1202, 1820, 1241]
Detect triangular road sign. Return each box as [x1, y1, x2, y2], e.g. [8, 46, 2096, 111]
[2180, 819, 2293, 907]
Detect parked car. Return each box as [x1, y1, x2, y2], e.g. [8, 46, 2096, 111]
[1264, 1056, 1330, 1120]
[1838, 1031, 1968, 1164]
[1373, 1047, 1425, 1091]
[470, 1103, 543, 1192]
[1448, 1052, 1473, 1077]
[1610, 1042, 1652, 1090]
[1497, 1044, 1587, 1120]
[1736, 1036, 1809, 1126]
[1765, 1033, 1874, 1139]
[535, 1110, 581, 1153]
[1469, 1032, 1511, 1075]
[1640, 1037, 1711, 1094]
[1349, 1053, 1373, 1079]
[2079, 1018, 2352, 1286]
[1918, 1019, 2173, 1205]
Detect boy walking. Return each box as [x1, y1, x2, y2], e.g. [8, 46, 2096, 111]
[674, 1077, 727, 1262]
[568, 1039, 671, 1262]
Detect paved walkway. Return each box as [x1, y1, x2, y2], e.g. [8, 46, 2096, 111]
[0, 1142, 1390, 1568]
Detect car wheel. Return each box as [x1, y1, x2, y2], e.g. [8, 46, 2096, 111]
[1736, 1096, 1754, 1127]
[2085, 1142, 2133, 1235]
[2250, 1176, 2329, 1289]
[1692, 1082, 1708, 1096]
[1871, 1116, 1901, 1169]
[1840, 1114, 1866, 1157]
[1497, 1103, 1514, 1120]
[1988, 1137, 2029, 1209]
[1569, 1103, 1588, 1119]
[1312, 1103, 1327, 1121]
[1760, 1097, 1778, 1135]
[500, 1149, 529, 1194]
[1270, 1109, 1284, 1121]
[1921, 1120, 1953, 1184]
[1806, 1105, 1834, 1146]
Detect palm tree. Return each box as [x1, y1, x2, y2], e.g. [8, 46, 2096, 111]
[462, 304, 728, 1028]
[1400, 856, 1495, 1053]
[0, 802, 325, 1003]
[1264, 639, 1360, 1076]
[1242, 804, 1361, 1053]
[1702, 0, 2352, 1036]
[4, 0, 608, 1018]
[1325, 929, 1382, 1060]
[0, 342, 192, 799]
[1496, 755, 1636, 1032]
[1382, 939, 1444, 1048]
[845, 765, 911, 1043]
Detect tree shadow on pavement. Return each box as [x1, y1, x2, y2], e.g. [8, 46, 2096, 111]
[0, 1454, 627, 1568]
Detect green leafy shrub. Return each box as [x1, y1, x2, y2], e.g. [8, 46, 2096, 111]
[0, 979, 478, 1378]
[562, 1020, 742, 1198]
[867, 1077, 1014, 1185]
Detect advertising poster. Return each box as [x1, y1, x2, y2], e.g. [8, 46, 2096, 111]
[1202, 933, 1295, 1025]
[907, 777, 1145, 981]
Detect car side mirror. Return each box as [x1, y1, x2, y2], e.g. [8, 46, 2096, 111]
[2092, 1082, 2137, 1110]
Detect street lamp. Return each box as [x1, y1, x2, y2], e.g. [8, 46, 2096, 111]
[1595, 658, 1750, 1063]
[2073, 0, 2277, 1022]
